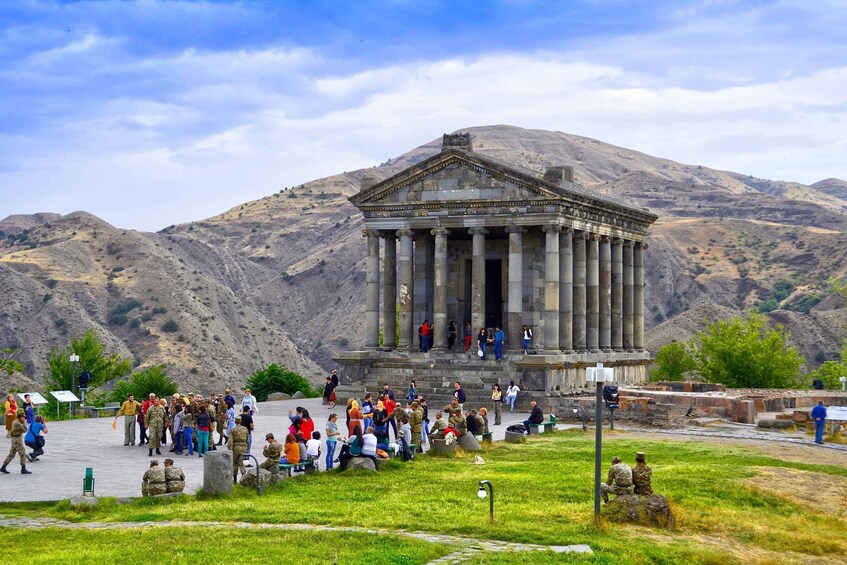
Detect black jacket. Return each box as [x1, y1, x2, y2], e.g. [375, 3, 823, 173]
[528, 405, 544, 425]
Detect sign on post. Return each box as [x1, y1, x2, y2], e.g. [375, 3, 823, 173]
[827, 406, 847, 421]
[50, 390, 80, 418]
[17, 392, 48, 405]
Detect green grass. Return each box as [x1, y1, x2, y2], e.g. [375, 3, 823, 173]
[0, 527, 450, 565]
[7, 430, 847, 564]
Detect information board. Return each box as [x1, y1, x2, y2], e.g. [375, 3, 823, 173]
[50, 390, 80, 403]
[826, 406, 847, 421]
[17, 392, 48, 405]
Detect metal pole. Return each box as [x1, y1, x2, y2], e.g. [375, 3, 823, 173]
[609, 407, 615, 430]
[243, 454, 263, 495]
[594, 381, 603, 520]
[479, 480, 494, 521]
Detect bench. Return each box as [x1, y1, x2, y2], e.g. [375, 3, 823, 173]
[278, 460, 317, 476]
[529, 416, 557, 435]
[481, 432, 493, 444]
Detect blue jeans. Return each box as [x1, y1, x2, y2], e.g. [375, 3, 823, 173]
[523, 419, 532, 433]
[523, 338, 531, 352]
[197, 430, 209, 455]
[507, 395, 516, 412]
[494, 341, 503, 360]
[363, 416, 373, 432]
[183, 427, 194, 455]
[326, 441, 337, 470]
[174, 430, 184, 453]
[815, 420, 825, 443]
[421, 335, 429, 352]
[479, 342, 486, 360]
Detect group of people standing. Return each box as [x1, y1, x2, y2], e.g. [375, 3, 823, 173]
[2, 393, 46, 475]
[416, 322, 535, 358]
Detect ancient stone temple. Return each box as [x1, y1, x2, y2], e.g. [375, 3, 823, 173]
[335, 133, 658, 409]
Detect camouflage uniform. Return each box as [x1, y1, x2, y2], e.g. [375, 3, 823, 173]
[429, 417, 448, 439]
[409, 407, 423, 445]
[145, 403, 166, 451]
[215, 401, 227, 444]
[227, 425, 249, 478]
[260, 439, 282, 472]
[633, 462, 653, 496]
[449, 410, 467, 437]
[142, 466, 167, 496]
[206, 403, 217, 450]
[164, 465, 185, 493]
[3, 419, 27, 466]
[601, 462, 634, 502]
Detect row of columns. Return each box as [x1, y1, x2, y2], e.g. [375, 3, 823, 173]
[363, 227, 647, 353]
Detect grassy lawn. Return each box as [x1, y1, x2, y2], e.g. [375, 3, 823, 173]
[0, 527, 451, 565]
[5, 430, 847, 564]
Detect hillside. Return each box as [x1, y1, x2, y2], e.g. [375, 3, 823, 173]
[3, 125, 847, 390]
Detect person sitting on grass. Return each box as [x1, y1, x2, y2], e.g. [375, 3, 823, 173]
[338, 425, 364, 471]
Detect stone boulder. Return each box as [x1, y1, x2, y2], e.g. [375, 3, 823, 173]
[430, 438, 457, 455]
[757, 419, 795, 430]
[240, 468, 274, 488]
[457, 433, 481, 451]
[346, 457, 376, 471]
[291, 390, 307, 399]
[203, 450, 233, 495]
[69, 495, 97, 508]
[504, 431, 526, 443]
[267, 392, 291, 401]
[604, 494, 675, 529]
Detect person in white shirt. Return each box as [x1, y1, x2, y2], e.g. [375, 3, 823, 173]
[361, 427, 380, 467]
[305, 431, 321, 468]
[242, 389, 257, 415]
[505, 381, 520, 413]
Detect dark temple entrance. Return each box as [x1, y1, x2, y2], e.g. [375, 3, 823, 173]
[485, 259, 503, 328]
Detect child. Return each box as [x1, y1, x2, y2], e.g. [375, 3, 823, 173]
[306, 431, 322, 469]
[325, 414, 339, 470]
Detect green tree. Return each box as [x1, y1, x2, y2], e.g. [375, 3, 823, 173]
[47, 329, 133, 394]
[246, 364, 316, 401]
[378, 305, 401, 347]
[809, 340, 847, 390]
[651, 341, 695, 382]
[109, 365, 178, 403]
[691, 313, 804, 388]
[0, 348, 24, 376]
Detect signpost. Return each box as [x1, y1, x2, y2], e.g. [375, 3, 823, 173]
[586, 362, 615, 521]
[50, 390, 80, 419]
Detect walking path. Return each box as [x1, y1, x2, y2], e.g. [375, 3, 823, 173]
[0, 515, 594, 561]
[0, 396, 532, 502]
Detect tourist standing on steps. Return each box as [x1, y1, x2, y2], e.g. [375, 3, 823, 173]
[494, 326, 505, 360]
[407, 380, 417, 403]
[477, 327, 487, 360]
[453, 382, 466, 415]
[382, 383, 395, 401]
[114, 394, 141, 446]
[812, 400, 827, 444]
[448, 321, 457, 351]
[331, 369, 339, 389]
[464, 322, 473, 353]
[491, 384, 503, 425]
[420, 320, 430, 352]
[24, 415, 47, 462]
[505, 381, 520, 412]
[1, 412, 30, 474]
[522, 325, 533, 354]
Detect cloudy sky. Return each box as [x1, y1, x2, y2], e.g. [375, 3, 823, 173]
[1, 0, 846, 231]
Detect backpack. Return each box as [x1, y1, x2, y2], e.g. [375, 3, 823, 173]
[507, 424, 526, 434]
[399, 438, 414, 461]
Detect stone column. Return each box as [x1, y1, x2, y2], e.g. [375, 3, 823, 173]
[623, 241, 634, 351]
[599, 235, 612, 352]
[413, 233, 433, 327]
[611, 238, 623, 351]
[382, 232, 397, 349]
[634, 242, 647, 351]
[543, 225, 561, 351]
[364, 229, 380, 348]
[586, 233, 600, 352]
[572, 231, 587, 351]
[469, 228, 488, 334]
[559, 228, 573, 352]
[506, 225, 525, 350]
[432, 228, 449, 349]
[397, 229, 415, 349]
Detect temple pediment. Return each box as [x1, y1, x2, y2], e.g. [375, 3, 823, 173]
[351, 149, 566, 208]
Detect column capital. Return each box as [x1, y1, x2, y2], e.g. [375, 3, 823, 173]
[600, 234, 611, 243]
[362, 228, 380, 238]
[587, 233, 601, 241]
[468, 227, 490, 236]
[636, 241, 649, 250]
[623, 239, 636, 248]
[573, 231, 589, 240]
[431, 227, 450, 237]
[505, 225, 526, 234]
[612, 237, 624, 245]
[562, 227, 574, 235]
[542, 225, 563, 233]
[397, 228, 414, 237]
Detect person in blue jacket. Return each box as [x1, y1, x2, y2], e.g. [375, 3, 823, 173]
[493, 326, 505, 360]
[811, 400, 827, 445]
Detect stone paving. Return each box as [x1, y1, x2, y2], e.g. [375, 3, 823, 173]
[0, 396, 535, 502]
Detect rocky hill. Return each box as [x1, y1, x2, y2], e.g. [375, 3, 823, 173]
[3, 125, 847, 391]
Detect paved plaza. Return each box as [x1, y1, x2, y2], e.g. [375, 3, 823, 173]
[0, 396, 535, 502]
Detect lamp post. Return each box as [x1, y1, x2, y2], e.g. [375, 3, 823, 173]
[586, 362, 614, 521]
[572, 405, 588, 431]
[478, 480, 494, 521]
[69, 353, 79, 415]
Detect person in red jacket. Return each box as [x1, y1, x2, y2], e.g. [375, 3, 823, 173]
[383, 394, 398, 440]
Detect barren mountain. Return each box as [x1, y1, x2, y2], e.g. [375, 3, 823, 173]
[3, 125, 847, 391]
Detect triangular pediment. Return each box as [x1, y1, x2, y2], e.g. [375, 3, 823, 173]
[351, 149, 567, 208]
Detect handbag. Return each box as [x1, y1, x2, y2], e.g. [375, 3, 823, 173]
[36, 435, 45, 448]
[477, 347, 484, 358]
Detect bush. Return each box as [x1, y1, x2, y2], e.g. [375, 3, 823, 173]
[109, 365, 178, 403]
[246, 364, 316, 401]
[161, 319, 179, 333]
[651, 341, 695, 382]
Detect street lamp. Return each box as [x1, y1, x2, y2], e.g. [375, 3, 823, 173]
[586, 362, 614, 521]
[69, 354, 79, 414]
[572, 405, 588, 431]
[477, 480, 494, 521]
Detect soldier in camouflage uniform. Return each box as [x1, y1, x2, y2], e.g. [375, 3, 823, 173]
[0, 412, 30, 474]
[145, 399, 166, 456]
[260, 433, 282, 473]
[142, 460, 167, 496]
[449, 408, 467, 437]
[227, 416, 249, 483]
[215, 393, 228, 445]
[601, 456, 633, 502]
[428, 412, 448, 439]
[204, 400, 217, 451]
[164, 458, 185, 493]
[632, 452, 653, 496]
[409, 402, 423, 449]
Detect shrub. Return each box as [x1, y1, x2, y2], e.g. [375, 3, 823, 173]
[108, 365, 178, 403]
[161, 319, 179, 333]
[651, 341, 695, 382]
[246, 364, 316, 401]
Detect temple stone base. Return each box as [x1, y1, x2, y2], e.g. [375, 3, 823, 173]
[334, 349, 650, 411]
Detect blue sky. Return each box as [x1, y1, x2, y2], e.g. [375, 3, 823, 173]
[1, 0, 846, 231]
